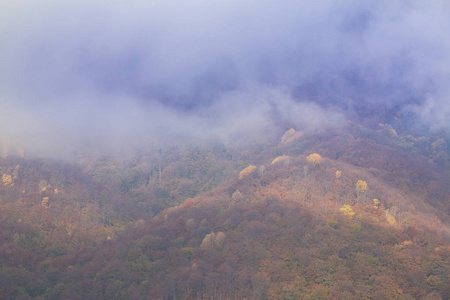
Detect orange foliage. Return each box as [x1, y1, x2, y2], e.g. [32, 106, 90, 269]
[39, 180, 49, 192]
[373, 198, 379, 208]
[281, 128, 303, 143]
[2, 174, 13, 187]
[340, 205, 355, 218]
[239, 165, 256, 180]
[271, 155, 290, 165]
[306, 153, 322, 165]
[356, 180, 367, 192]
[41, 197, 49, 208]
[356, 180, 368, 200]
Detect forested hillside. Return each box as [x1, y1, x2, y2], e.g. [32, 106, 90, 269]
[0, 124, 449, 299]
[2, 1, 450, 299]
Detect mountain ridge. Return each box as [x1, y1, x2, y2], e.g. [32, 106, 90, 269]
[0, 124, 449, 299]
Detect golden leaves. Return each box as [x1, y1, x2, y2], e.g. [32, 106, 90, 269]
[41, 197, 50, 208]
[306, 153, 322, 166]
[2, 174, 14, 187]
[281, 128, 303, 143]
[373, 198, 380, 208]
[239, 165, 256, 180]
[340, 205, 355, 218]
[356, 180, 367, 192]
[271, 155, 290, 165]
[355, 180, 368, 201]
[39, 180, 49, 192]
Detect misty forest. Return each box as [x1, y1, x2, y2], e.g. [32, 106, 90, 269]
[1, 1, 450, 299]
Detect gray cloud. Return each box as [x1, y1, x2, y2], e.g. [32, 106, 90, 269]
[1, 0, 449, 158]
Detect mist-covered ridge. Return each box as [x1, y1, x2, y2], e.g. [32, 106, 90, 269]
[1, 0, 450, 158]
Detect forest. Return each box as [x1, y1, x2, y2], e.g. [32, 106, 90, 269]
[1, 1, 450, 299]
[0, 121, 449, 299]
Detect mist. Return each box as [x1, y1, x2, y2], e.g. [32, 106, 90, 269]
[1, 0, 449, 158]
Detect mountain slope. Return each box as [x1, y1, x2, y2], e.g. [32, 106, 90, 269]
[50, 151, 450, 299]
[0, 125, 449, 299]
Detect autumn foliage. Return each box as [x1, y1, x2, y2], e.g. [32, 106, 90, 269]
[2, 173, 13, 187]
[271, 155, 290, 165]
[0, 122, 448, 299]
[306, 153, 323, 165]
[340, 204, 355, 218]
[238, 165, 256, 180]
[280, 128, 303, 143]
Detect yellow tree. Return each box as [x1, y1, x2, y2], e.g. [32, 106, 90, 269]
[340, 205, 355, 218]
[373, 198, 380, 208]
[239, 165, 256, 180]
[39, 180, 49, 192]
[41, 197, 49, 208]
[356, 180, 368, 201]
[271, 155, 290, 166]
[2, 174, 13, 187]
[306, 153, 322, 166]
[281, 128, 303, 143]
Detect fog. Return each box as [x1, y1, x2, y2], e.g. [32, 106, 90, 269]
[1, 0, 449, 158]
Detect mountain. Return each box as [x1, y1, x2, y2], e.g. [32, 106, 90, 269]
[2, 1, 450, 299]
[0, 122, 449, 299]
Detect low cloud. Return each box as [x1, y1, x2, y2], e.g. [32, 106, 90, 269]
[0, 0, 449, 158]
[0, 86, 343, 158]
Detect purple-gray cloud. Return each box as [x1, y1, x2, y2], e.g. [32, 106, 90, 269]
[1, 0, 449, 158]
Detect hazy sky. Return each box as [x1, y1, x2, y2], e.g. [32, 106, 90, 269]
[1, 0, 449, 157]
